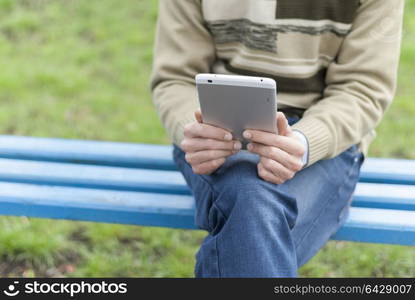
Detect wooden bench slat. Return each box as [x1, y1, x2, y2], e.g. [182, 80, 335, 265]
[360, 158, 415, 185]
[0, 158, 190, 195]
[0, 182, 195, 229]
[1, 135, 415, 185]
[0, 135, 175, 170]
[1, 182, 415, 245]
[353, 183, 415, 211]
[1, 135, 414, 246]
[332, 207, 415, 246]
[1, 158, 414, 211]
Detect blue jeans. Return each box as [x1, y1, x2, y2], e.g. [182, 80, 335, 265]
[172, 118, 364, 277]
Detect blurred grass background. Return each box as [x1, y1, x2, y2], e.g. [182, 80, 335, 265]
[0, 0, 414, 277]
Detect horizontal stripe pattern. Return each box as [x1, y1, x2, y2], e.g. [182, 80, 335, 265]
[223, 60, 327, 94]
[273, 18, 351, 31]
[215, 44, 334, 65]
[276, 0, 361, 23]
[203, 2, 354, 94]
[216, 48, 331, 77]
[206, 19, 278, 53]
[202, 1, 356, 94]
[218, 49, 330, 78]
[275, 23, 350, 36]
[206, 18, 352, 55]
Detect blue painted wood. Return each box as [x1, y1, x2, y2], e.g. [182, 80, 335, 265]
[332, 207, 415, 246]
[0, 135, 176, 170]
[0, 158, 190, 195]
[0, 182, 195, 229]
[0, 158, 414, 211]
[1, 135, 415, 246]
[352, 183, 415, 211]
[359, 158, 415, 185]
[1, 135, 415, 185]
[1, 182, 415, 245]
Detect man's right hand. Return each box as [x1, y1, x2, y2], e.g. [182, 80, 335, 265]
[180, 110, 242, 175]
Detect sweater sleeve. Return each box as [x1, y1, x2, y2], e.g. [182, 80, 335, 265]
[291, 0, 404, 166]
[150, 0, 215, 146]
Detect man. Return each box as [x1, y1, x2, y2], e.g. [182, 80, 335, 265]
[151, 0, 403, 277]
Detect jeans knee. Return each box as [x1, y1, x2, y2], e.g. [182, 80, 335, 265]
[185, 151, 298, 234]
[211, 160, 261, 210]
[213, 159, 259, 193]
[211, 162, 298, 231]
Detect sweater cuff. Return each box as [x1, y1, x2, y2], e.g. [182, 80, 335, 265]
[291, 118, 331, 166]
[292, 130, 309, 167]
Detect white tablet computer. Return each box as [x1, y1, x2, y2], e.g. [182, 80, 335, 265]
[195, 74, 277, 148]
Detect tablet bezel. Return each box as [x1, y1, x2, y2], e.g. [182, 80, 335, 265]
[195, 73, 278, 147]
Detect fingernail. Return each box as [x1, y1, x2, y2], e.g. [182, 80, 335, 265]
[234, 141, 242, 150]
[243, 131, 251, 139]
[224, 133, 232, 141]
[247, 143, 253, 151]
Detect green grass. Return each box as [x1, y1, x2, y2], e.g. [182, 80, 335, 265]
[0, 0, 414, 277]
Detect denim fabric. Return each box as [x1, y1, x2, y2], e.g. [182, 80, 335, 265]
[172, 117, 364, 277]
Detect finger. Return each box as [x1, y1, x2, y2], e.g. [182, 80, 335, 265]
[247, 142, 303, 172]
[194, 110, 203, 124]
[260, 157, 294, 181]
[243, 129, 304, 156]
[257, 162, 284, 184]
[184, 122, 233, 141]
[277, 112, 288, 136]
[192, 157, 226, 175]
[185, 149, 234, 165]
[181, 137, 241, 152]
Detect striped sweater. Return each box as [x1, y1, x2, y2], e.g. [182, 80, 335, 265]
[150, 0, 404, 166]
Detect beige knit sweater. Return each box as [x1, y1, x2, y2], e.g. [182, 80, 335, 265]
[151, 0, 403, 166]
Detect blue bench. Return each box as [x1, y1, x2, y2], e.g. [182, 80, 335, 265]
[0, 135, 414, 246]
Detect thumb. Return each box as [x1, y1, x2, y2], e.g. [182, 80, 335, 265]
[194, 110, 203, 123]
